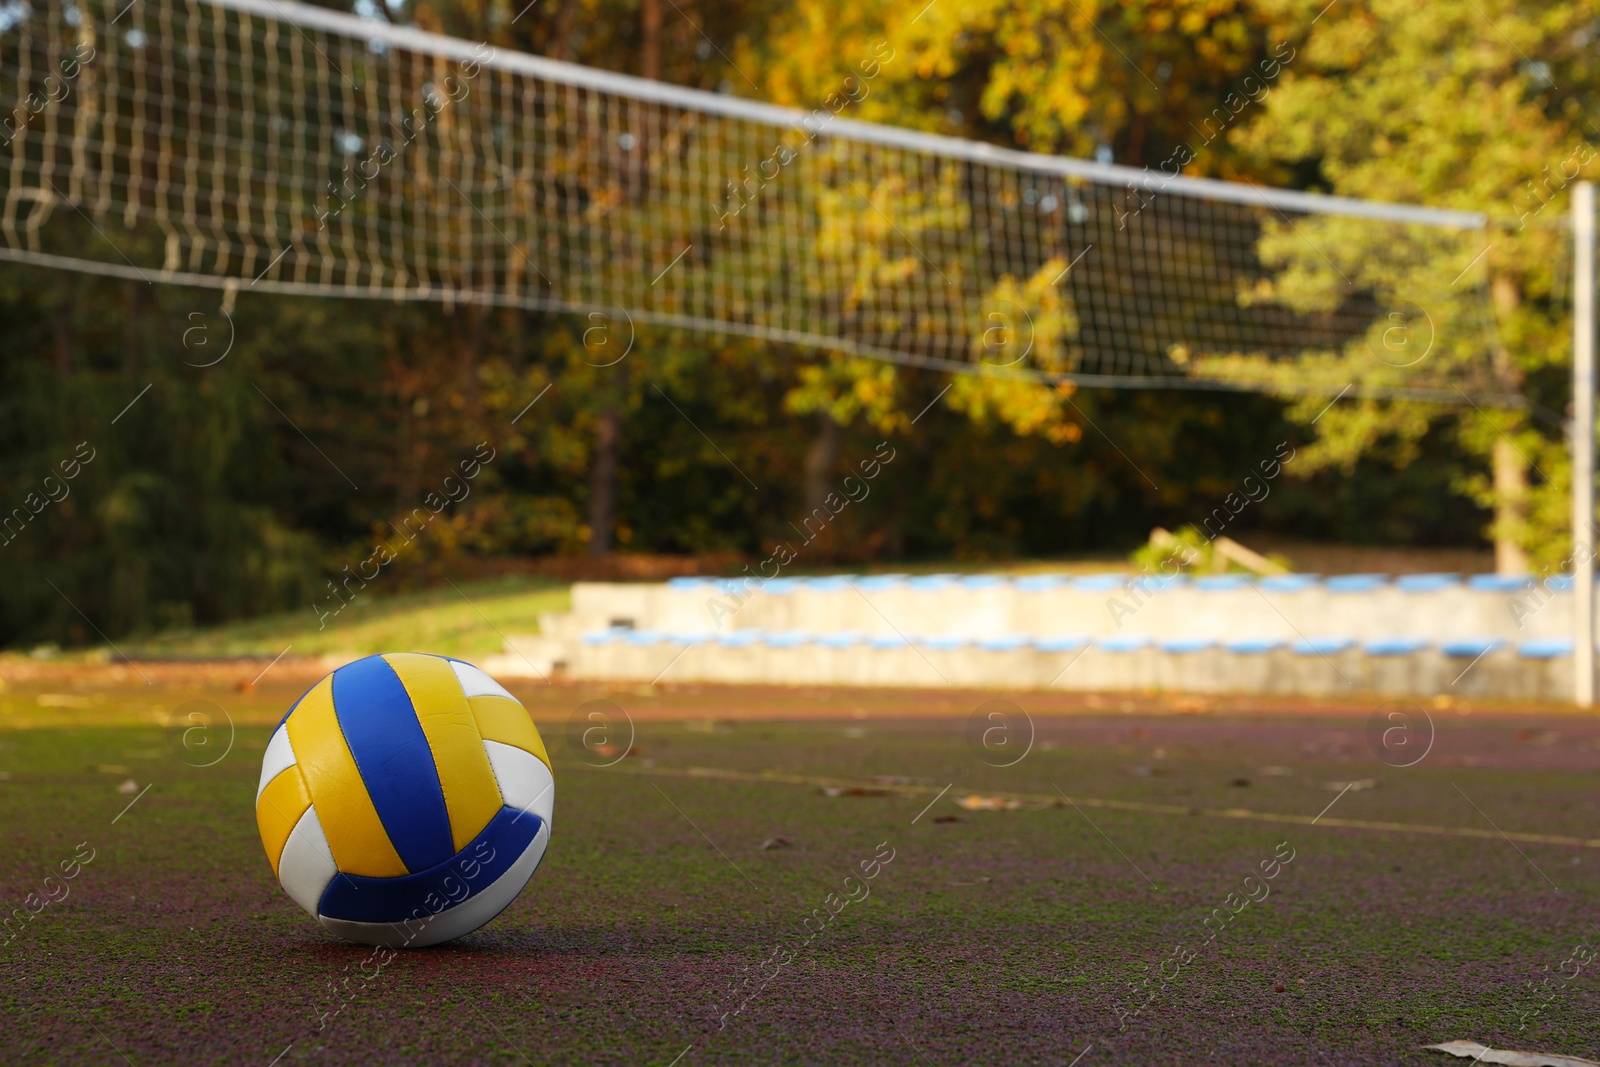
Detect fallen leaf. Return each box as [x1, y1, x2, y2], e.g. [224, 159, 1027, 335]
[1423, 1040, 1600, 1066]
[1230, 778, 1251, 788]
[821, 786, 895, 798]
[116, 779, 140, 794]
[955, 795, 1022, 811]
[760, 836, 792, 850]
[1323, 778, 1378, 792]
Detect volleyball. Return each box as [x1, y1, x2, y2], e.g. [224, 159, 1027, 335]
[254, 653, 553, 947]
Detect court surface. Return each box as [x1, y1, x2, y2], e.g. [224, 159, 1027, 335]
[3, 664, 1597, 1065]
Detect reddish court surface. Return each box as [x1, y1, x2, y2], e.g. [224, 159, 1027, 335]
[0, 654, 1587, 728]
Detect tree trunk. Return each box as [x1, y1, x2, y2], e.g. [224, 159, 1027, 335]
[584, 0, 659, 557]
[587, 362, 627, 557]
[1492, 435, 1530, 575]
[53, 305, 73, 374]
[548, 0, 574, 60]
[803, 410, 842, 516]
[586, 407, 620, 556]
[122, 281, 143, 374]
[640, 0, 662, 80]
[1486, 273, 1529, 574]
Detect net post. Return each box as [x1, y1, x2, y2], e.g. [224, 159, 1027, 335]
[1574, 181, 1596, 708]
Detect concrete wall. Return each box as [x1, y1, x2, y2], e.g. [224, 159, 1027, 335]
[539, 632, 1571, 700]
[563, 573, 1561, 644]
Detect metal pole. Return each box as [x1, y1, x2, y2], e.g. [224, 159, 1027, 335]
[1574, 181, 1595, 707]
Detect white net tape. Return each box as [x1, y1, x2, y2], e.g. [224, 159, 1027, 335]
[0, 0, 1513, 402]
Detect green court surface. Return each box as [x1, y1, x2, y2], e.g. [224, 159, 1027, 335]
[3, 690, 1598, 1065]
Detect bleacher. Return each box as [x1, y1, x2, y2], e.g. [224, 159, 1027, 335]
[486, 572, 1574, 699]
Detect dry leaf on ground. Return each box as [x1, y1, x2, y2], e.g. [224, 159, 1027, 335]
[955, 795, 1022, 811]
[1424, 1040, 1600, 1066]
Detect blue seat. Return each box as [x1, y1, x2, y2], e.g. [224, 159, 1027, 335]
[1440, 637, 1505, 658]
[1194, 575, 1250, 592]
[867, 634, 909, 649]
[1325, 574, 1388, 593]
[761, 578, 802, 595]
[1073, 574, 1127, 592]
[1225, 637, 1284, 654]
[714, 630, 763, 647]
[622, 629, 669, 646]
[1036, 635, 1089, 652]
[762, 630, 812, 648]
[804, 575, 855, 592]
[960, 574, 1007, 589]
[1364, 637, 1429, 656]
[814, 632, 864, 649]
[854, 574, 907, 591]
[1016, 574, 1069, 592]
[1394, 573, 1461, 592]
[1097, 635, 1150, 653]
[1160, 637, 1214, 653]
[581, 630, 623, 645]
[1519, 637, 1574, 659]
[921, 635, 971, 651]
[1546, 575, 1575, 591]
[1293, 637, 1354, 655]
[667, 576, 713, 590]
[977, 634, 1031, 651]
[1467, 575, 1530, 593]
[907, 574, 958, 591]
[1257, 574, 1319, 593]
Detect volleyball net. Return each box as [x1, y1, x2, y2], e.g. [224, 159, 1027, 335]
[0, 0, 1513, 402]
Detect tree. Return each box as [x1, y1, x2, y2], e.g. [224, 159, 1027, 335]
[1232, 0, 1594, 572]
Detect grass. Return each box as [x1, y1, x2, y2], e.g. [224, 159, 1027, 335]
[110, 576, 570, 661]
[2, 669, 1598, 1065]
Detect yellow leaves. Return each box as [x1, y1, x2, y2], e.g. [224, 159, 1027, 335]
[1237, 276, 1276, 308]
[1049, 421, 1085, 445]
[946, 373, 1083, 444]
[972, 258, 1080, 372]
[785, 357, 909, 436]
[945, 255, 1085, 444]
